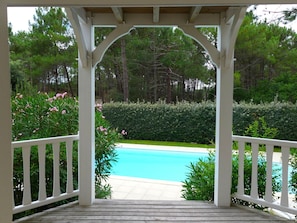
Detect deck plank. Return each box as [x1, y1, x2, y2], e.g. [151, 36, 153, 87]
[15, 199, 293, 223]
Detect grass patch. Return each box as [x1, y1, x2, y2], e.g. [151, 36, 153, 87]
[118, 139, 214, 149]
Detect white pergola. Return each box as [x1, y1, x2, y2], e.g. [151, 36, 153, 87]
[1, 1, 296, 222]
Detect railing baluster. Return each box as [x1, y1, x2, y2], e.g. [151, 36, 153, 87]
[232, 135, 297, 216]
[251, 142, 259, 199]
[22, 145, 32, 205]
[12, 135, 79, 214]
[38, 144, 47, 201]
[237, 141, 245, 195]
[280, 146, 290, 207]
[53, 142, 60, 197]
[66, 140, 74, 194]
[265, 144, 273, 203]
[12, 148, 15, 208]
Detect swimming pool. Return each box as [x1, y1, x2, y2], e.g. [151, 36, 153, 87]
[112, 145, 208, 182]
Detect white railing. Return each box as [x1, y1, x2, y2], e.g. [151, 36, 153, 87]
[232, 135, 297, 216]
[12, 134, 79, 214]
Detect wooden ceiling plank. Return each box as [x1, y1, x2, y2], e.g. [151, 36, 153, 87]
[7, 0, 297, 6]
[92, 13, 220, 26]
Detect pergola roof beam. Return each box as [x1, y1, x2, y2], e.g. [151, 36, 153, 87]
[112, 7, 124, 23]
[70, 7, 87, 24]
[153, 7, 160, 23]
[189, 6, 202, 23]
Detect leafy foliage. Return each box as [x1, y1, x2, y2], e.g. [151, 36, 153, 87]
[94, 104, 120, 198]
[103, 101, 216, 144]
[233, 101, 297, 141]
[289, 151, 297, 200]
[9, 8, 297, 104]
[182, 118, 281, 208]
[9, 7, 78, 96]
[181, 152, 215, 200]
[104, 101, 297, 144]
[182, 151, 280, 208]
[244, 116, 278, 139]
[12, 92, 120, 217]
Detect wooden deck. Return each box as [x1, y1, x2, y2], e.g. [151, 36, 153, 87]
[15, 199, 293, 223]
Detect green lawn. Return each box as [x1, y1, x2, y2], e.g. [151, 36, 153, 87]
[118, 139, 214, 149]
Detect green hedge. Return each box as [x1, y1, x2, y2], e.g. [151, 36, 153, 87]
[233, 102, 297, 140]
[103, 101, 297, 144]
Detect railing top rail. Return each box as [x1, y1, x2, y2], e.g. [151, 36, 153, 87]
[12, 134, 79, 148]
[232, 135, 297, 148]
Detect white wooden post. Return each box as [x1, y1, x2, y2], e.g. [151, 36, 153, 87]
[214, 11, 234, 207]
[78, 16, 95, 206]
[214, 36, 234, 207]
[214, 8, 246, 206]
[0, 1, 13, 222]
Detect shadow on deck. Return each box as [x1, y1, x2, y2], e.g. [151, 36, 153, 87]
[15, 199, 293, 222]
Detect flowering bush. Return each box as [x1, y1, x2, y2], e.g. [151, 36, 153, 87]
[12, 92, 78, 140]
[12, 92, 122, 209]
[94, 103, 122, 198]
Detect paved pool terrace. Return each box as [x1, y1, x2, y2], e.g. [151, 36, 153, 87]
[109, 175, 184, 200]
[109, 143, 206, 200]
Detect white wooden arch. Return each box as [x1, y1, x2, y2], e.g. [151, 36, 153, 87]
[66, 5, 247, 207]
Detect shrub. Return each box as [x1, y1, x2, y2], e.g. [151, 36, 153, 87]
[181, 151, 281, 208]
[12, 92, 78, 140]
[233, 101, 297, 141]
[103, 101, 297, 143]
[12, 92, 79, 209]
[289, 149, 297, 200]
[181, 151, 215, 201]
[103, 101, 216, 144]
[94, 103, 120, 198]
[182, 117, 281, 208]
[244, 116, 278, 139]
[12, 92, 119, 217]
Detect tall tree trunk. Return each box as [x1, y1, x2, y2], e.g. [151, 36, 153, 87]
[181, 75, 185, 100]
[121, 38, 129, 102]
[166, 70, 172, 103]
[63, 63, 74, 96]
[54, 67, 58, 93]
[153, 30, 157, 102]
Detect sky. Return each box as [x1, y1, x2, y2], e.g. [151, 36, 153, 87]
[6, 5, 297, 33]
[7, 7, 36, 32]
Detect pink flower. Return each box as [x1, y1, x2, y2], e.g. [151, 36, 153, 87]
[99, 126, 107, 132]
[121, 129, 128, 135]
[25, 103, 31, 109]
[95, 103, 103, 112]
[61, 110, 66, 114]
[97, 126, 108, 135]
[56, 92, 67, 99]
[15, 93, 23, 99]
[49, 107, 59, 112]
[47, 98, 54, 102]
[56, 93, 63, 98]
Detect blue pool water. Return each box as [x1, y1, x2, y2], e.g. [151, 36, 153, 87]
[112, 147, 208, 182]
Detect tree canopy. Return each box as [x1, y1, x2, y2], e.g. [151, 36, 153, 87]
[9, 7, 297, 103]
